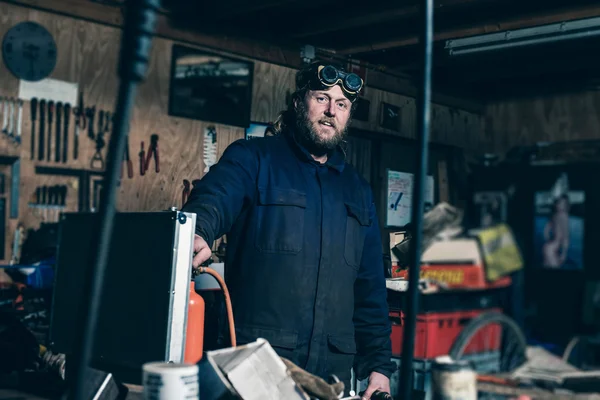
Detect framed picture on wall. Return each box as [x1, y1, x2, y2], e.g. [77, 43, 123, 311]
[380, 102, 400, 131]
[533, 173, 585, 271]
[245, 122, 270, 140]
[168, 44, 254, 128]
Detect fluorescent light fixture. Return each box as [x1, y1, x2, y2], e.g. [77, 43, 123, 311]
[445, 16, 600, 56]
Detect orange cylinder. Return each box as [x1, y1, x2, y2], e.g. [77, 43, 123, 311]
[184, 281, 205, 363]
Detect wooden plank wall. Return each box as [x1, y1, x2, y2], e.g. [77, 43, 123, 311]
[485, 90, 600, 155]
[0, 2, 489, 262]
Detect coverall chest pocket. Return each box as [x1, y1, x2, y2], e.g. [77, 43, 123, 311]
[344, 202, 370, 270]
[255, 188, 307, 254]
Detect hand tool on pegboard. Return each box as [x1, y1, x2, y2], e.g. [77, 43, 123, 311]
[139, 140, 145, 176]
[1, 98, 8, 135]
[55, 102, 63, 161]
[47, 100, 54, 161]
[72, 92, 86, 160]
[143, 133, 159, 174]
[121, 132, 133, 179]
[34, 165, 103, 212]
[15, 99, 23, 145]
[30, 97, 38, 159]
[91, 111, 106, 170]
[86, 106, 96, 140]
[38, 99, 46, 160]
[63, 103, 71, 163]
[7, 98, 15, 140]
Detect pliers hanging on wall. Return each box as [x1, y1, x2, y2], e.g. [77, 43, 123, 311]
[143, 133, 160, 174]
[122, 132, 133, 179]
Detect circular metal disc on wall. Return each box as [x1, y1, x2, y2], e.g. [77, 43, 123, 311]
[2, 21, 57, 82]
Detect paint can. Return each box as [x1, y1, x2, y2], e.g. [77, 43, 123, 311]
[431, 356, 477, 400]
[142, 362, 199, 400]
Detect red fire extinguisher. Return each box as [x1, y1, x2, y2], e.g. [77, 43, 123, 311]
[184, 280, 205, 363]
[184, 266, 236, 364]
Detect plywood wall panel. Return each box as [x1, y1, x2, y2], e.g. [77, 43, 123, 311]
[0, 1, 488, 263]
[486, 91, 600, 155]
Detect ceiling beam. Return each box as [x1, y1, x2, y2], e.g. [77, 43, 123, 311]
[290, 0, 494, 39]
[211, 0, 305, 19]
[0, 0, 303, 67]
[0, 0, 485, 113]
[337, 3, 600, 54]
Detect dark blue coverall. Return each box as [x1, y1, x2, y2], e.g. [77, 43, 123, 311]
[182, 128, 395, 389]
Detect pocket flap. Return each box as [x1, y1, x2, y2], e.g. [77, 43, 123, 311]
[236, 325, 298, 350]
[327, 334, 357, 354]
[345, 202, 371, 226]
[258, 188, 307, 208]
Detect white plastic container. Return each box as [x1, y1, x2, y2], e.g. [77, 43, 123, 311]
[142, 362, 199, 400]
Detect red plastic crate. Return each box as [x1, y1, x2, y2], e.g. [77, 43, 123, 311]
[390, 308, 502, 359]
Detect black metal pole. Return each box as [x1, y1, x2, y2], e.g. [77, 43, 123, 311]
[398, 0, 434, 398]
[67, 1, 160, 399]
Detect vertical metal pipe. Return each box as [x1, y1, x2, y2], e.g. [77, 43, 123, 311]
[398, 0, 434, 398]
[67, 1, 160, 399]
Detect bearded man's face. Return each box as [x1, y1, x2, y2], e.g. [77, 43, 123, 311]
[294, 84, 352, 156]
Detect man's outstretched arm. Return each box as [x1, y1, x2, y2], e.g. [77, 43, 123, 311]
[182, 139, 258, 264]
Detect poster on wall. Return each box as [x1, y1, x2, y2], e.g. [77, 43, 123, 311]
[386, 169, 434, 228]
[473, 191, 507, 228]
[533, 173, 585, 270]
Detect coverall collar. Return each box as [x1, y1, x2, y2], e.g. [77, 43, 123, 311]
[285, 128, 346, 173]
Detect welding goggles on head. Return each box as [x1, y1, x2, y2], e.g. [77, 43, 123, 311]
[297, 63, 364, 102]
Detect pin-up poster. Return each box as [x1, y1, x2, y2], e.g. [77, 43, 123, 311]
[533, 173, 585, 270]
[386, 170, 434, 228]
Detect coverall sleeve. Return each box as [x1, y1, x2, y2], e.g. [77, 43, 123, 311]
[353, 200, 396, 381]
[181, 139, 258, 246]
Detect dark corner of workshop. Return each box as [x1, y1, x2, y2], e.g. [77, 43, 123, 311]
[1, 0, 600, 399]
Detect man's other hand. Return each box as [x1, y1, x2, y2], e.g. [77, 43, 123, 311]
[361, 371, 391, 399]
[192, 234, 212, 267]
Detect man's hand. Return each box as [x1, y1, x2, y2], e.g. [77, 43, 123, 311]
[192, 234, 212, 267]
[361, 371, 391, 399]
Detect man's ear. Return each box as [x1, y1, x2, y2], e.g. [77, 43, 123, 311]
[293, 97, 299, 110]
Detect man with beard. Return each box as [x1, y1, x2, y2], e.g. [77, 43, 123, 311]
[182, 61, 394, 399]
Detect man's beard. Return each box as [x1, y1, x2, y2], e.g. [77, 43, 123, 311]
[294, 101, 350, 157]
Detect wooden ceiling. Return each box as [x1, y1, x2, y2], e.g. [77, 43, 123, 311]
[162, 0, 600, 102]
[6, 0, 600, 105]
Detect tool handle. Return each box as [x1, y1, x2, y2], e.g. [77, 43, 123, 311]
[63, 103, 71, 163]
[139, 142, 145, 176]
[38, 99, 46, 160]
[48, 101, 54, 122]
[31, 98, 38, 121]
[126, 159, 133, 178]
[55, 102, 63, 162]
[154, 144, 159, 172]
[74, 134, 79, 160]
